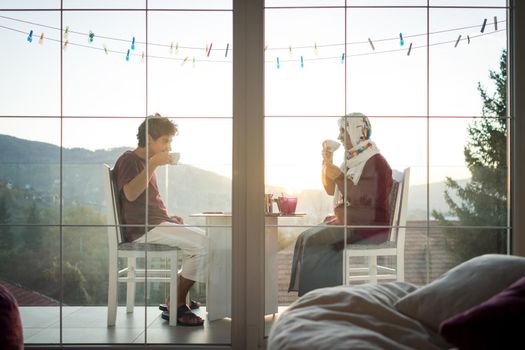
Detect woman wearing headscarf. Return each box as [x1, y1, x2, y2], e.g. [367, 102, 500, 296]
[288, 113, 393, 296]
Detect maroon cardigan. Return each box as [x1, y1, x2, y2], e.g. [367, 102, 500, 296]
[333, 153, 393, 241]
[0, 284, 23, 350]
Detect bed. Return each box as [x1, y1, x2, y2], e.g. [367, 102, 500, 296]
[268, 254, 525, 350]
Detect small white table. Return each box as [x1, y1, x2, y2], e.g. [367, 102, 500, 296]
[191, 212, 306, 321]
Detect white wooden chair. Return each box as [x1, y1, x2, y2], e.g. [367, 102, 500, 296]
[104, 164, 179, 326]
[345, 168, 410, 284]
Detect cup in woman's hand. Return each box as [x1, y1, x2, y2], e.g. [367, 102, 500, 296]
[169, 152, 180, 165]
[323, 139, 340, 152]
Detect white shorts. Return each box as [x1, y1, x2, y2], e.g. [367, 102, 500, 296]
[133, 222, 208, 283]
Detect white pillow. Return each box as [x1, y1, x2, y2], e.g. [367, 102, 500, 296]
[394, 254, 525, 331]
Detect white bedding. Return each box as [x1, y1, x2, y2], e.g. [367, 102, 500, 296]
[268, 282, 452, 350]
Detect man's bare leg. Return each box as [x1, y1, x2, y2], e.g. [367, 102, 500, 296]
[177, 275, 195, 306]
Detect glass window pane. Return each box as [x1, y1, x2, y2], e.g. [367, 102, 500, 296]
[346, 8, 427, 117]
[0, 11, 60, 116]
[63, 11, 146, 117]
[265, 0, 344, 6]
[61, 117, 139, 225]
[11, 227, 61, 345]
[429, 8, 507, 117]
[150, 0, 232, 10]
[63, 0, 145, 9]
[148, 11, 232, 118]
[0, 1, 59, 9]
[0, 117, 61, 225]
[265, 8, 345, 116]
[430, 0, 507, 7]
[429, 117, 508, 227]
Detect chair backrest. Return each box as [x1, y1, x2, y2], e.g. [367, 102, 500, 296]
[388, 168, 410, 247]
[103, 164, 126, 249]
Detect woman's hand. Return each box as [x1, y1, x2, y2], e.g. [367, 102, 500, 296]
[323, 163, 343, 181]
[171, 215, 184, 224]
[322, 149, 333, 165]
[323, 215, 340, 225]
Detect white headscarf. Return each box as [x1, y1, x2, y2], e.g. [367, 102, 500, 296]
[337, 113, 380, 185]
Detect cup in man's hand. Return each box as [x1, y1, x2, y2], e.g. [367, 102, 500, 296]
[322, 139, 340, 153]
[169, 152, 180, 165]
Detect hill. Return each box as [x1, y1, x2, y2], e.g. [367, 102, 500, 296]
[0, 134, 465, 221]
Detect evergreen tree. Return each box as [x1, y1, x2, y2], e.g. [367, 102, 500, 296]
[0, 195, 13, 251]
[432, 50, 508, 262]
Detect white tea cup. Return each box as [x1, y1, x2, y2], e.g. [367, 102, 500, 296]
[322, 139, 340, 152]
[169, 152, 181, 165]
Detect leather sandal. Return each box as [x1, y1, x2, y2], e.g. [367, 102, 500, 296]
[159, 299, 200, 312]
[161, 305, 204, 326]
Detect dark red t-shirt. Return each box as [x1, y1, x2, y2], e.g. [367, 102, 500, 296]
[113, 150, 176, 242]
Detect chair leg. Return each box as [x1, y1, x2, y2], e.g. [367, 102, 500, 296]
[397, 254, 405, 282]
[126, 257, 136, 313]
[107, 254, 118, 326]
[369, 256, 378, 284]
[169, 251, 178, 326]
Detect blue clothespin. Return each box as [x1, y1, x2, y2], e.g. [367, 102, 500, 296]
[88, 30, 94, 43]
[481, 18, 487, 33]
[131, 36, 135, 50]
[399, 33, 404, 46]
[277, 57, 280, 69]
[126, 49, 130, 61]
[27, 30, 33, 43]
[341, 53, 345, 64]
[300, 56, 304, 68]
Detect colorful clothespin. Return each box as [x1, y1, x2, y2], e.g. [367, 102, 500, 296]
[38, 33, 44, 44]
[64, 25, 69, 40]
[407, 42, 412, 56]
[63, 40, 69, 50]
[170, 41, 174, 54]
[103, 43, 108, 54]
[314, 42, 318, 55]
[131, 36, 136, 50]
[126, 49, 130, 61]
[88, 30, 94, 43]
[368, 38, 375, 51]
[454, 34, 462, 48]
[181, 56, 188, 66]
[27, 30, 33, 43]
[192, 56, 196, 68]
[288, 45, 292, 55]
[481, 18, 487, 33]
[399, 33, 404, 46]
[207, 43, 213, 57]
[341, 53, 345, 64]
[276, 57, 280, 69]
[300, 56, 304, 68]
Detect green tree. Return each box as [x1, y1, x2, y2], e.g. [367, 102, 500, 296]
[0, 195, 12, 250]
[433, 50, 507, 262]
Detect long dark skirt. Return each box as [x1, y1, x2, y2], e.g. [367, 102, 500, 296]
[288, 223, 382, 297]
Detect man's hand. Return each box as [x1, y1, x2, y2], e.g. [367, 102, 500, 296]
[323, 163, 342, 181]
[150, 151, 171, 167]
